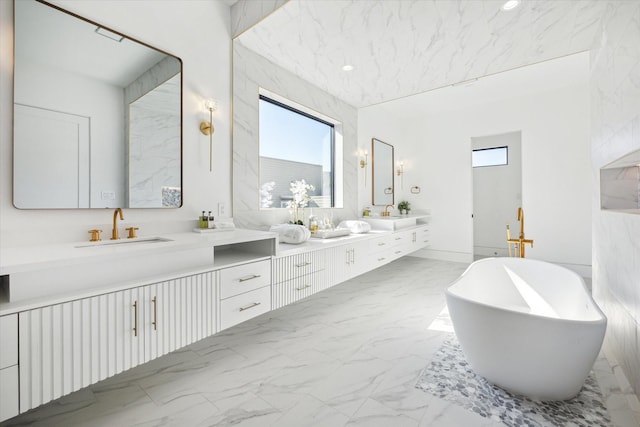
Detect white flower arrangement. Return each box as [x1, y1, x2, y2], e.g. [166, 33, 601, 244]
[288, 179, 314, 224]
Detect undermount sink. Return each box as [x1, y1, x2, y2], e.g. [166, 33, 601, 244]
[361, 215, 417, 231]
[75, 236, 173, 248]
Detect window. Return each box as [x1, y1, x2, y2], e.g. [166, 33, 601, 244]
[259, 94, 336, 209]
[472, 146, 508, 168]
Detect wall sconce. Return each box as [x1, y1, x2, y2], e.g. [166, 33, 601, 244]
[200, 99, 217, 172]
[360, 149, 368, 186]
[397, 161, 404, 188]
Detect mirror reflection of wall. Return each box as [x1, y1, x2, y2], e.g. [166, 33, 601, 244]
[372, 138, 394, 206]
[13, 0, 182, 209]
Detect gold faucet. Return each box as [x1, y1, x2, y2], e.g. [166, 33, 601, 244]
[382, 204, 394, 217]
[507, 207, 533, 257]
[111, 208, 124, 240]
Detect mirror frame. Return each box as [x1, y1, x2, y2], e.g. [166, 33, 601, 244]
[13, 0, 183, 209]
[371, 138, 394, 206]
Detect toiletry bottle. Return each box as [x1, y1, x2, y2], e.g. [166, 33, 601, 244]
[309, 216, 319, 235]
[200, 211, 207, 228]
[202, 211, 209, 229]
[208, 211, 215, 229]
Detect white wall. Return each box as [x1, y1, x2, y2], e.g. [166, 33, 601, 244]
[591, 1, 640, 396]
[0, 0, 233, 247]
[472, 132, 522, 258]
[359, 82, 591, 274]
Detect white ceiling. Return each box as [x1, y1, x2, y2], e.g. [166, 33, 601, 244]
[236, 0, 606, 108]
[369, 50, 590, 120]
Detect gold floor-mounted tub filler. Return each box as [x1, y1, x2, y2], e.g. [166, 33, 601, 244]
[506, 207, 533, 258]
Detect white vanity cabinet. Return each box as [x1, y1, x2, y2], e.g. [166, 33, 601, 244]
[17, 271, 216, 413]
[331, 241, 369, 284]
[218, 259, 271, 330]
[0, 314, 19, 422]
[272, 250, 327, 309]
[367, 234, 395, 270]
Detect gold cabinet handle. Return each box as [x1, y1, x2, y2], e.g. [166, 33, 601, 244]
[239, 274, 261, 282]
[395, 237, 402, 240]
[378, 257, 386, 262]
[239, 302, 261, 312]
[395, 250, 402, 254]
[377, 242, 385, 246]
[133, 300, 138, 337]
[152, 296, 157, 331]
[295, 261, 311, 268]
[295, 284, 311, 291]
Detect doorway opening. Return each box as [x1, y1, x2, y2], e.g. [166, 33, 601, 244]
[471, 131, 522, 260]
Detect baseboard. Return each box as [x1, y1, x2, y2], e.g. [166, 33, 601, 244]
[411, 248, 473, 263]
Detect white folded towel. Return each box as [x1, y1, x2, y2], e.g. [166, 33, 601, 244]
[269, 224, 311, 244]
[337, 220, 371, 234]
[213, 220, 235, 230]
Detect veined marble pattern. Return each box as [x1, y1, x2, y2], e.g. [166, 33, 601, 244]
[232, 43, 359, 230]
[128, 74, 181, 208]
[236, 0, 607, 108]
[2, 258, 638, 427]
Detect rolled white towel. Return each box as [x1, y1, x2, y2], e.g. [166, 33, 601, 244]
[337, 220, 371, 234]
[269, 224, 311, 244]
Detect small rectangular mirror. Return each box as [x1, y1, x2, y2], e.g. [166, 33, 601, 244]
[13, 0, 182, 209]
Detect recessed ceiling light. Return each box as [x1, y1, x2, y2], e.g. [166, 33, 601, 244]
[501, 0, 520, 11]
[342, 65, 355, 71]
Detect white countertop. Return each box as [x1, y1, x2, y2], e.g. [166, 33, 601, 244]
[0, 228, 277, 275]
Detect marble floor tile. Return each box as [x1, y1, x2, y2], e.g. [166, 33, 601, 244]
[2, 257, 638, 427]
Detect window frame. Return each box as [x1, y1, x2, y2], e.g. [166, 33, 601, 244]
[258, 94, 337, 208]
[472, 146, 509, 168]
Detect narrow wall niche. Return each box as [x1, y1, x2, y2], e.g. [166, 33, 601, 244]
[600, 149, 640, 212]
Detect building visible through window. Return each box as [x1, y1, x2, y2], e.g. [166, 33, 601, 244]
[259, 95, 335, 208]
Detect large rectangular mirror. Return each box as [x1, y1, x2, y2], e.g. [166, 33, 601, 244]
[372, 138, 394, 206]
[13, 0, 182, 209]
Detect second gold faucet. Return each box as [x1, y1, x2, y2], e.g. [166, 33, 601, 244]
[111, 208, 124, 240]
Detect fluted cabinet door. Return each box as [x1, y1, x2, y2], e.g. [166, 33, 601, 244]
[18, 289, 138, 413]
[18, 271, 216, 414]
[143, 272, 216, 362]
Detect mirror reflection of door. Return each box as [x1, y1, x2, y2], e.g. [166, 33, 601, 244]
[472, 131, 522, 260]
[372, 138, 394, 206]
[14, 104, 90, 208]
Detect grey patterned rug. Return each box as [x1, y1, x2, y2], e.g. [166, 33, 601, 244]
[415, 338, 611, 427]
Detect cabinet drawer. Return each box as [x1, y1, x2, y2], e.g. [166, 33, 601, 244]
[0, 365, 19, 422]
[368, 235, 393, 255]
[220, 260, 271, 299]
[272, 270, 325, 309]
[0, 314, 18, 369]
[220, 286, 271, 330]
[273, 251, 325, 283]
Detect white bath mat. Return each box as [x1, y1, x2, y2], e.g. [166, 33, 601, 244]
[415, 338, 611, 427]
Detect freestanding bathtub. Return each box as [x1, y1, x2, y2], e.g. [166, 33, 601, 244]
[445, 257, 607, 401]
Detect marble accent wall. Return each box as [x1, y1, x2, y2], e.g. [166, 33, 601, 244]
[128, 75, 181, 207]
[125, 57, 181, 208]
[232, 43, 358, 229]
[230, 0, 288, 38]
[591, 0, 640, 397]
